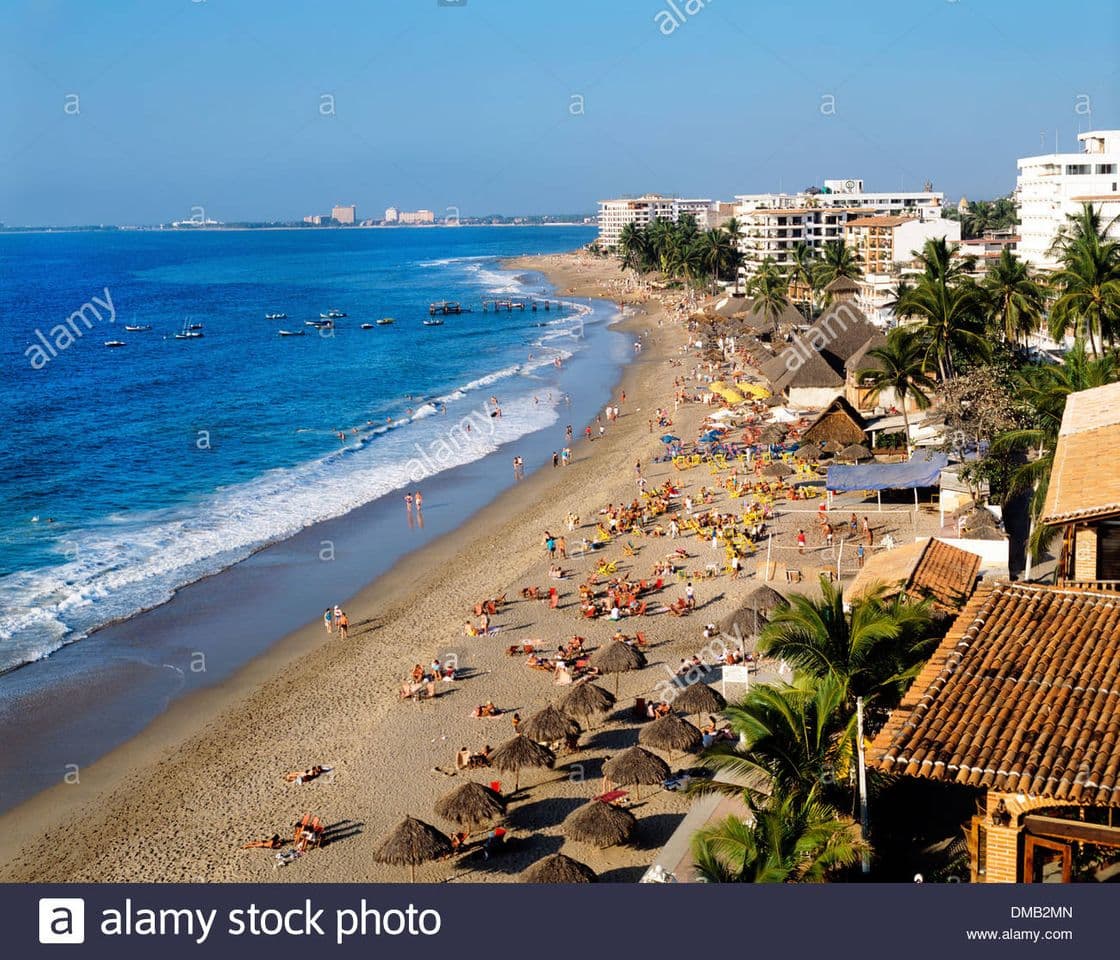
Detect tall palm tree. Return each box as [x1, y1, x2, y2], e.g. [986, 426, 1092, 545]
[758, 578, 934, 706]
[692, 790, 867, 883]
[859, 327, 938, 456]
[748, 258, 790, 337]
[789, 241, 819, 321]
[913, 236, 975, 284]
[697, 228, 736, 294]
[617, 222, 646, 272]
[722, 217, 745, 294]
[814, 238, 862, 291]
[902, 275, 989, 380]
[993, 339, 1119, 560]
[1047, 203, 1120, 354]
[647, 219, 676, 275]
[697, 673, 854, 801]
[982, 248, 1047, 346]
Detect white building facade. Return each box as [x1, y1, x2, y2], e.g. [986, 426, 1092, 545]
[1016, 130, 1120, 270]
[596, 194, 714, 249]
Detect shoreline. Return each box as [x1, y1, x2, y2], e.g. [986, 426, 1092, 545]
[0, 251, 691, 881]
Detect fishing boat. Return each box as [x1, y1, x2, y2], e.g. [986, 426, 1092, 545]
[422, 318, 445, 327]
[174, 320, 204, 340]
[265, 312, 287, 320]
[376, 317, 395, 325]
[104, 340, 126, 348]
[278, 329, 305, 337]
[360, 323, 374, 330]
[124, 324, 152, 332]
[305, 318, 333, 329]
[320, 309, 346, 319]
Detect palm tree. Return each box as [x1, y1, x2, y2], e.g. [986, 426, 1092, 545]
[691, 790, 867, 883]
[884, 277, 916, 327]
[697, 228, 737, 294]
[814, 239, 862, 291]
[617, 222, 646, 272]
[859, 327, 938, 456]
[721, 217, 745, 294]
[913, 236, 975, 285]
[903, 275, 989, 380]
[993, 339, 1119, 560]
[1047, 203, 1120, 354]
[982, 248, 1047, 346]
[697, 673, 854, 801]
[962, 200, 993, 240]
[757, 578, 934, 706]
[646, 219, 676, 276]
[789, 241, 819, 320]
[748, 258, 790, 337]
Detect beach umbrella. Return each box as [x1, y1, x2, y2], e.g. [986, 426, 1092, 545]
[794, 442, 823, 461]
[489, 735, 555, 792]
[672, 682, 726, 725]
[820, 439, 845, 454]
[762, 461, 793, 479]
[559, 682, 615, 726]
[521, 703, 581, 745]
[520, 853, 598, 884]
[839, 443, 873, 462]
[588, 641, 647, 695]
[719, 585, 786, 643]
[603, 746, 670, 801]
[563, 800, 636, 849]
[660, 434, 680, 444]
[372, 816, 452, 882]
[639, 715, 702, 761]
[433, 781, 505, 831]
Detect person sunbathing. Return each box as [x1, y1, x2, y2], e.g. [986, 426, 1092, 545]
[242, 834, 283, 849]
[410, 664, 425, 683]
[472, 700, 502, 718]
[467, 745, 492, 768]
[450, 831, 468, 850]
[284, 765, 326, 784]
[464, 620, 480, 637]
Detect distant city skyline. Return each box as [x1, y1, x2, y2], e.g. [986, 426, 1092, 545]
[2, 0, 1117, 225]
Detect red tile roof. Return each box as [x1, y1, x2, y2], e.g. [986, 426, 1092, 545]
[907, 539, 982, 610]
[871, 581, 1120, 805]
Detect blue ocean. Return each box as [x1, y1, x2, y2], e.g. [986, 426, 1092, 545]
[0, 226, 599, 673]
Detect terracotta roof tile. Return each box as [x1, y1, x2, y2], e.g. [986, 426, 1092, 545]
[871, 582, 1120, 805]
[1041, 383, 1120, 524]
[907, 539, 981, 610]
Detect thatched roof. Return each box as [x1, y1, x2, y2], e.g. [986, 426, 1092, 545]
[559, 682, 616, 719]
[794, 442, 823, 461]
[490, 735, 555, 773]
[521, 704, 581, 744]
[639, 715, 702, 754]
[800, 396, 867, 446]
[433, 781, 505, 829]
[603, 746, 670, 786]
[589, 640, 646, 674]
[372, 817, 451, 868]
[770, 350, 845, 392]
[672, 682, 726, 717]
[762, 461, 793, 478]
[563, 801, 636, 848]
[839, 443, 873, 461]
[520, 853, 598, 883]
[824, 275, 860, 294]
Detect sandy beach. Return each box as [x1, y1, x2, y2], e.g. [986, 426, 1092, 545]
[0, 250, 927, 883]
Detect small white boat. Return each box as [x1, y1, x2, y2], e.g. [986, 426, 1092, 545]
[422, 318, 445, 327]
[376, 317, 395, 325]
[265, 312, 287, 320]
[321, 309, 346, 319]
[187, 322, 204, 331]
[305, 319, 333, 329]
[124, 324, 152, 332]
[278, 329, 305, 337]
[360, 323, 374, 329]
[104, 340, 126, 348]
[174, 320, 204, 340]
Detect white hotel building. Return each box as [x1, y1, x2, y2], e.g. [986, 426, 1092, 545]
[596, 194, 714, 249]
[732, 179, 945, 276]
[1015, 130, 1120, 270]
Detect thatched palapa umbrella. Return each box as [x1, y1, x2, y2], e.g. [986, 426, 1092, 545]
[639, 715, 702, 761]
[672, 682, 726, 725]
[839, 443, 873, 462]
[372, 816, 452, 882]
[719, 584, 786, 644]
[520, 852, 598, 883]
[603, 746, 670, 801]
[489, 734, 555, 791]
[559, 682, 615, 726]
[563, 800, 636, 848]
[433, 781, 505, 831]
[521, 703, 581, 745]
[794, 442, 823, 461]
[762, 461, 793, 479]
[589, 641, 646, 695]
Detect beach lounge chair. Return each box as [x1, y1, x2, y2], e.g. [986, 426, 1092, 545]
[594, 788, 629, 805]
[635, 631, 649, 648]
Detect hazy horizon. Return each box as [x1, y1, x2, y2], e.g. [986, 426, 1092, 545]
[2, 0, 1117, 226]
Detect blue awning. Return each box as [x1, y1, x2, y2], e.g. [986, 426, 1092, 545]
[826, 452, 949, 492]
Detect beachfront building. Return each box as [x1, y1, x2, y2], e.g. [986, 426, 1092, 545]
[733, 180, 945, 279]
[332, 204, 357, 225]
[596, 194, 714, 250]
[398, 209, 436, 225]
[870, 382, 1120, 883]
[1015, 130, 1120, 270]
[384, 206, 399, 223]
[956, 234, 1020, 276]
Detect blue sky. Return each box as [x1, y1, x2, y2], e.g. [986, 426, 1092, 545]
[1, 0, 1117, 225]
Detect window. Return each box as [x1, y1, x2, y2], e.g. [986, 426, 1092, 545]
[1096, 164, 1116, 175]
[1065, 164, 1091, 175]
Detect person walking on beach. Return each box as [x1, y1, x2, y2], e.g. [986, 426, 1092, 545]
[566, 425, 573, 443]
[404, 493, 413, 511]
[797, 529, 807, 555]
[415, 491, 423, 511]
[862, 516, 873, 546]
[856, 543, 865, 568]
[544, 532, 556, 560]
[552, 451, 560, 468]
[585, 425, 592, 442]
[337, 609, 349, 639]
[323, 607, 333, 634]
[598, 422, 606, 439]
[685, 581, 695, 611]
[557, 535, 568, 559]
